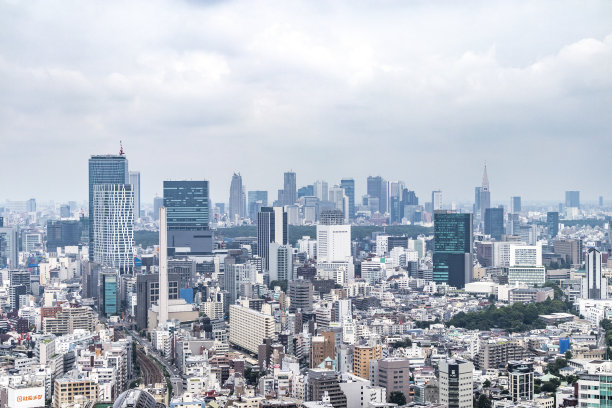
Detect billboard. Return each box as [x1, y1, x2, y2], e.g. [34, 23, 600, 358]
[7, 386, 45, 408]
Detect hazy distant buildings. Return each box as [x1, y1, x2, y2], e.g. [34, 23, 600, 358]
[257, 207, 288, 271]
[92, 183, 134, 274]
[433, 211, 473, 288]
[0, 224, 18, 268]
[283, 171, 297, 206]
[314, 180, 329, 202]
[229, 172, 246, 221]
[153, 196, 163, 220]
[163, 180, 212, 254]
[129, 171, 141, 220]
[432, 190, 442, 211]
[565, 190, 580, 208]
[367, 176, 387, 214]
[510, 196, 521, 213]
[248, 191, 268, 221]
[88, 154, 129, 261]
[340, 178, 355, 220]
[479, 164, 491, 228]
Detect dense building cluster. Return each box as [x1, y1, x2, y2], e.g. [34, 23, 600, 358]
[0, 152, 611, 408]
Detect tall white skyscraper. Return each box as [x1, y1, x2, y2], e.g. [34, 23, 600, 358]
[314, 180, 329, 202]
[432, 190, 442, 211]
[316, 211, 351, 262]
[93, 184, 134, 274]
[583, 248, 607, 299]
[129, 171, 141, 220]
[158, 207, 169, 326]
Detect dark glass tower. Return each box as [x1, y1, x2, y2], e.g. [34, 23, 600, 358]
[88, 155, 129, 261]
[257, 207, 288, 271]
[340, 178, 355, 220]
[283, 171, 297, 206]
[163, 180, 212, 254]
[433, 211, 473, 288]
[547, 211, 559, 238]
[484, 207, 504, 240]
[367, 176, 387, 214]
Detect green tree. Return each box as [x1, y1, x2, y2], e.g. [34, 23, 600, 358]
[388, 391, 406, 406]
[483, 379, 491, 388]
[477, 394, 492, 408]
[564, 350, 572, 360]
[269, 280, 288, 292]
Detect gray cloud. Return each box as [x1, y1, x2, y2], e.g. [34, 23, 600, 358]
[1, 0, 611, 206]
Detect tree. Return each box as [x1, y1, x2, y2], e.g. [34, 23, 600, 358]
[564, 350, 572, 360]
[269, 280, 288, 292]
[388, 391, 406, 406]
[483, 379, 491, 388]
[477, 394, 492, 408]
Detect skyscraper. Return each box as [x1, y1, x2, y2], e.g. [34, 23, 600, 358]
[129, 171, 141, 220]
[433, 211, 473, 288]
[484, 207, 504, 240]
[100, 271, 118, 316]
[317, 210, 351, 263]
[163, 180, 212, 253]
[158, 207, 169, 326]
[432, 190, 442, 211]
[546, 211, 559, 238]
[283, 171, 297, 206]
[583, 248, 607, 300]
[0, 224, 18, 268]
[510, 196, 521, 213]
[229, 173, 245, 221]
[340, 178, 355, 220]
[153, 196, 163, 220]
[88, 154, 129, 261]
[314, 180, 329, 201]
[248, 190, 268, 221]
[367, 176, 387, 214]
[565, 190, 580, 208]
[92, 184, 134, 274]
[257, 207, 288, 271]
[479, 164, 491, 228]
[269, 242, 293, 281]
[439, 359, 474, 408]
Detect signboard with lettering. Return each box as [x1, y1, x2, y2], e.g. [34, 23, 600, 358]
[7, 386, 45, 408]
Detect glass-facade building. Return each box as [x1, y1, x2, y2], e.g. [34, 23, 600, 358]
[88, 155, 129, 261]
[547, 211, 559, 238]
[101, 272, 118, 316]
[433, 211, 473, 288]
[340, 178, 355, 220]
[484, 207, 504, 240]
[163, 181, 209, 230]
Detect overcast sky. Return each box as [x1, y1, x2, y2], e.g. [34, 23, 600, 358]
[1, 0, 611, 206]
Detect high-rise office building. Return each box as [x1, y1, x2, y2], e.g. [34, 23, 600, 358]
[433, 212, 473, 288]
[484, 207, 504, 240]
[317, 210, 351, 263]
[298, 185, 315, 198]
[257, 207, 288, 271]
[507, 361, 534, 402]
[229, 172, 245, 221]
[565, 190, 580, 208]
[283, 171, 297, 206]
[546, 211, 559, 238]
[479, 165, 491, 228]
[100, 271, 118, 316]
[474, 186, 482, 221]
[432, 190, 442, 211]
[135, 272, 180, 330]
[510, 196, 521, 213]
[583, 248, 607, 300]
[354, 345, 382, 379]
[88, 154, 129, 261]
[314, 180, 329, 202]
[229, 303, 275, 354]
[26, 198, 36, 213]
[158, 206, 169, 327]
[367, 176, 387, 214]
[439, 359, 474, 408]
[129, 171, 141, 220]
[269, 242, 293, 282]
[599, 196, 604, 207]
[0, 224, 18, 268]
[163, 180, 212, 253]
[340, 178, 355, 220]
[248, 191, 268, 221]
[92, 184, 134, 274]
[153, 196, 163, 220]
[288, 280, 313, 313]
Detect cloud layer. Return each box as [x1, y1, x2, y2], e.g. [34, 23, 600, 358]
[1, 0, 611, 206]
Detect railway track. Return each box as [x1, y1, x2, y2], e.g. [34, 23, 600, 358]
[136, 348, 164, 386]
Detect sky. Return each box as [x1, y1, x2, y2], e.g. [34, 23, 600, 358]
[1, 0, 611, 206]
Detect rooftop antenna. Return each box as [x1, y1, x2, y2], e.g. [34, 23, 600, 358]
[119, 140, 125, 156]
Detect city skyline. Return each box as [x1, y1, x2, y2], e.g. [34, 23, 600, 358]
[1, 1, 611, 202]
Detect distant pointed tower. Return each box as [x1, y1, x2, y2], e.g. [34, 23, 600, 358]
[479, 163, 491, 229]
